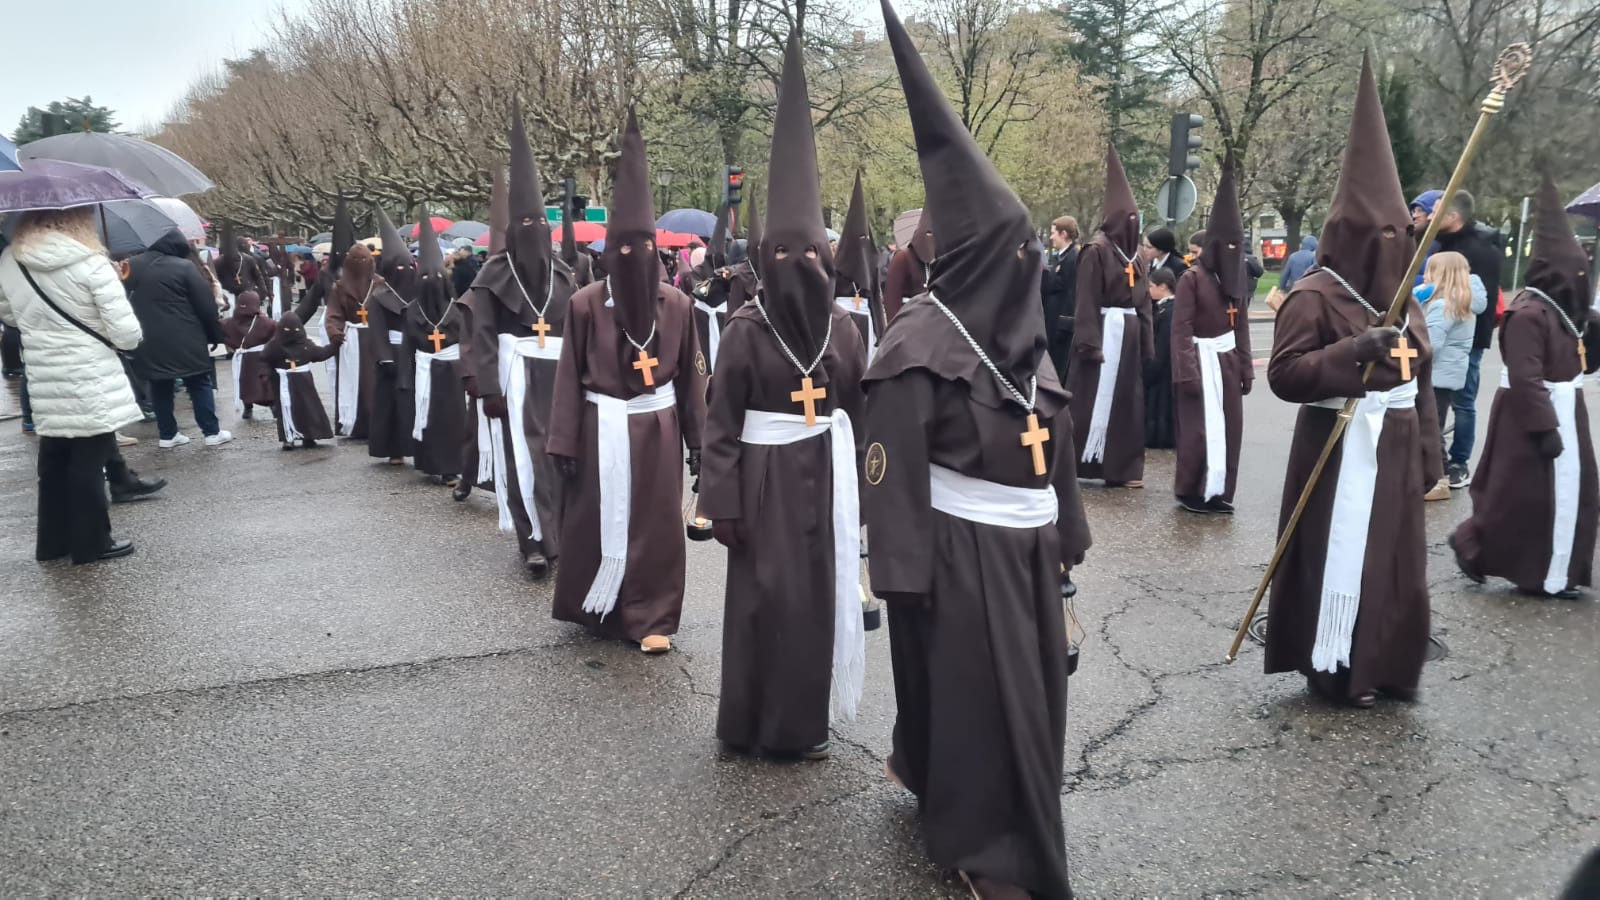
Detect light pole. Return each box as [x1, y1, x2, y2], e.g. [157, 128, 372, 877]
[656, 167, 675, 212]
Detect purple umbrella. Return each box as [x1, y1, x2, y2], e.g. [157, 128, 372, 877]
[1566, 181, 1600, 221]
[0, 158, 155, 214]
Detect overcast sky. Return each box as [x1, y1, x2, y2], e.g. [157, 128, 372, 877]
[0, 0, 313, 140]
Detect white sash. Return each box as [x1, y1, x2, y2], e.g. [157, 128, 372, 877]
[929, 464, 1058, 528]
[490, 333, 564, 538]
[231, 341, 265, 416]
[334, 322, 366, 433]
[278, 367, 312, 443]
[1193, 330, 1237, 499]
[1499, 368, 1585, 593]
[1308, 379, 1419, 673]
[694, 298, 725, 371]
[835, 296, 878, 362]
[412, 343, 462, 442]
[272, 278, 286, 319]
[1082, 307, 1138, 464]
[740, 409, 865, 723]
[582, 385, 678, 619]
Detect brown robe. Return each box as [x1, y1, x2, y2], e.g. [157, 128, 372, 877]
[882, 246, 930, 322]
[221, 312, 275, 408]
[1451, 296, 1598, 592]
[364, 284, 415, 459]
[1067, 233, 1153, 483]
[700, 305, 867, 752]
[1171, 268, 1253, 501]
[1264, 271, 1442, 700]
[323, 279, 380, 439]
[864, 299, 1089, 900]
[262, 341, 337, 443]
[397, 300, 468, 477]
[457, 255, 578, 560]
[547, 282, 706, 640]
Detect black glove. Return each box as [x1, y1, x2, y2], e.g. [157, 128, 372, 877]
[462, 375, 480, 399]
[1240, 375, 1254, 396]
[481, 394, 509, 419]
[712, 518, 742, 549]
[553, 454, 579, 479]
[1353, 326, 1401, 364]
[1534, 430, 1565, 460]
[687, 449, 702, 477]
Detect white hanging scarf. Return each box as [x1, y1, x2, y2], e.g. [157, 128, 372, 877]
[1082, 307, 1138, 464]
[1192, 330, 1237, 499]
[488, 333, 563, 538]
[693, 298, 726, 370]
[1499, 368, 1585, 593]
[929, 464, 1058, 528]
[1308, 378, 1418, 673]
[740, 408, 864, 722]
[272, 278, 286, 319]
[581, 385, 678, 619]
[412, 343, 462, 442]
[334, 323, 366, 434]
[230, 318, 266, 416]
[278, 367, 311, 443]
[834, 296, 878, 362]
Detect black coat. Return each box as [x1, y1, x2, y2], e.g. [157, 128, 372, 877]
[125, 230, 224, 380]
[1434, 222, 1504, 351]
[1041, 244, 1079, 378]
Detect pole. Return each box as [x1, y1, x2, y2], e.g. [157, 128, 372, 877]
[1166, 176, 1180, 227]
[1510, 195, 1530, 290]
[1225, 43, 1532, 664]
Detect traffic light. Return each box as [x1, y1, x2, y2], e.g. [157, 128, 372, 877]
[724, 166, 744, 207]
[1168, 113, 1204, 178]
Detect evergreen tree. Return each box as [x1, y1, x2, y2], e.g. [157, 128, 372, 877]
[12, 97, 119, 145]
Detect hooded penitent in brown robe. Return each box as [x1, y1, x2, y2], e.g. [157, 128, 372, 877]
[221, 288, 275, 414]
[864, 2, 1090, 894]
[700, 31, 869, 757]
[456, 107, 578, 574]
[366, 207, 418, 461]
[690, 202, 733, 374]
[398, 215, 468, 481]
[216, 222, 270, 309]
[294, 197, 354, 325]
[261, 312, 337, 447]
[547, 109, 707, 650]
[1450, 174, 1599, 597]
[1172, 159, 1253, 511]
[834, 170, 887, 364]
[1068, 144, 1154, 486]
[324, 241, 384, 439]
[882, 209, 934, 322]
[1264, 54, 1442, 707]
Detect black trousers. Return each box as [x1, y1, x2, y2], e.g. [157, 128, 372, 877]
[37, 432, 116, 563]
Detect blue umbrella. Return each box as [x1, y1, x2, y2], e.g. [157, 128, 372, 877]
[286, 244, 314, 254]
[655, 208, 716, 237]
[587, 237, 606, 253]
[0, 158, 155, 213]
[0, 134, 19, 173]
[1567, 182, 1600, 221]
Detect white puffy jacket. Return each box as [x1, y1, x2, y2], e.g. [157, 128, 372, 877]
[0, 231, 144, 437]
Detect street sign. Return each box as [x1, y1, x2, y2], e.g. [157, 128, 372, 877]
[1156, 175, 1198, 225]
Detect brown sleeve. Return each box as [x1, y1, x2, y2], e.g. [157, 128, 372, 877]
[883, 252, 910, 321]
[1172, 272, 1199, 385]
[545, 296, 587, 459]
[864, 369, 936, 598]
[1050, 403, 1092, 568]
[1503, 309, 1560, 435]
[306, 340, 339, 363]
[294, 273, 326, 323]
[1234, 294, 1254, 384]
[1073, 249, 1104, 357]
[1267, 291, 1369, 404]
[1414, 350, 1445, 486]
[324, 296, 348, 345]
[458, 289, 502, 395]
[696, 323, 750, 521]
[674, 299, 708, 452]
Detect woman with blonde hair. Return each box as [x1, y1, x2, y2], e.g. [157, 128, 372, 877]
[0, 207, 145, 563]
[1419, 250, 1487, 500]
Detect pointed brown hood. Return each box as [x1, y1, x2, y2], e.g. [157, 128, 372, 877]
[1315, 52, 1412, 308]
[374, 206, 417, 301]
[1525, 173, 1592, 318]
[603, 108, 659, 337]
[1100, 144, 1140, 259]
[835, 170, 878, 300]
[744, 192, 764, 275]
[1203, 156, 1246, 301]
[560, 175, 580, 266]
[218, 220, 239, 265]
[487, 166, 508, 256]
[507, 100, 553, 303]
[881, 0, 1045, 385]
[414, 209, 452, 320]
[330, 196, 354, 273]
[758, 29, 834, 365]
[707, 200, 730, 268]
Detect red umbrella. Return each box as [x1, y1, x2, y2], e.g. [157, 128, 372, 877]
[656, 229, 696, 249]
[404, 216, 454, 239]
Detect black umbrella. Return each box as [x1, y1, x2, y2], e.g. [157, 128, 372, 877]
[0, 198, 180, 258]
[19, 132, 213, 197]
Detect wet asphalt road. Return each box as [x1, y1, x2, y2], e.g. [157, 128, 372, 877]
[0, 336, 1595, 898]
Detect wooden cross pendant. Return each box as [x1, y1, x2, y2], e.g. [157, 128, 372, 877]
[791, 376, 827, 427]
[1391, 335, 1418, 382]
[288, 360, 298, 371]
[530, 317, 551, 348]
[853, 293, 863, 310]
[427, 328, 446, 353]
[1124, 262, 1136, 288]
[357, 307, 369, 325]
[1227, 306, 1237, 327]
[1579, 339, 1588, 371]
[1020, 413, 1050, 476]
[633, 348, 660, 387]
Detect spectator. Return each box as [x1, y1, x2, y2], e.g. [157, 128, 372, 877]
[1041, 215, 1080, 380]
[1279, 235, 1318, 292]
[451, 246, 479, 297]
[0, 207, 144, 563]
[123, 229, 232, 449]
[1429, 189, 1503, 489]
[878, 241, 897, 287]
[1186, 231, 1204, 265]
[1417, 250, 1487, 501]
[1144, 265, 1179, 449]
[1143, 227, 1188, 278]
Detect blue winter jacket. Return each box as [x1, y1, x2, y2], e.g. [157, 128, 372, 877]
[1418, 275, 1487, 390]
[1279, 236, 1317, 291]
